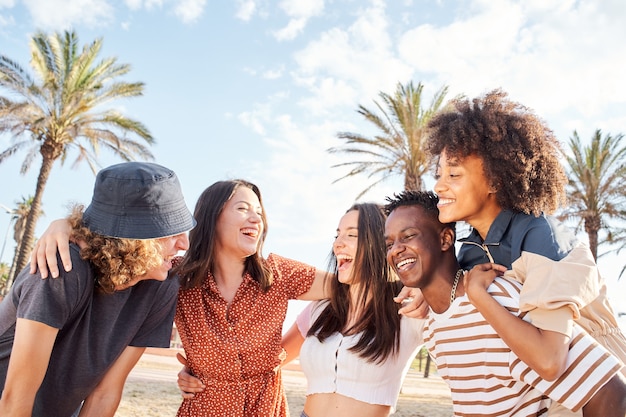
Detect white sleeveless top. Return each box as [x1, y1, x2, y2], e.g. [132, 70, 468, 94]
[297, 301, 424, 408]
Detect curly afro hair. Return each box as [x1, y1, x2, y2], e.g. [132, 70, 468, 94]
[426, 89, 567, 216]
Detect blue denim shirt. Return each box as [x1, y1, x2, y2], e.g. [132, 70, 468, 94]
[457, 209, 578, 270]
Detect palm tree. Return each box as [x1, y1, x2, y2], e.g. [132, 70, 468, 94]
[328, 81, 450, 198]
[0, 30, 154, 280]
[4, 196, 34, 293]
[0, 262, 9, 295]
[559, 130, 626, 262]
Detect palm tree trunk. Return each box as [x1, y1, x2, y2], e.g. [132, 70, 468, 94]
[5, 242, 21, 295]
[11, 157, 54, 282]
[584, 217, 600, 261]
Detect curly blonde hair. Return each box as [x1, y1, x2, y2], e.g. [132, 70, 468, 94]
[427, 89, 567, 216]
[69, 206, 164, 293]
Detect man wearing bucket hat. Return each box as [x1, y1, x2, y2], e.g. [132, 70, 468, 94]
[0, 161, 195, 417]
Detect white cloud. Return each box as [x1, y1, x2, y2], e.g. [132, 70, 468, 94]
[22, 0, 114, 29]
[397, 0, 626, 134]
[124, 0, 142, 10]
[0, 0, 15, 8]
[279, 0, 324, 18]
[174, 0, 205, 23]
[238, 103, 271, 136]
[235, 0, 257, 21]
[272, 17, 306, 41]
[262, 66, 284, 79]
[272, 0, 324, 40]
[0, 13, 15, 28]
[292, 4, 413, 115]
[124, 0, 163, 10]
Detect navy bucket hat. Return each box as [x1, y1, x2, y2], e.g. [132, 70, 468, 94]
[83, 162, 196, 239]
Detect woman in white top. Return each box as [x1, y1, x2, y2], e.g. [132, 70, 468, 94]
[273, 203, 424, 417]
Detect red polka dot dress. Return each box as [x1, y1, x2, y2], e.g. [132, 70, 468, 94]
[175, 254, 316, 417]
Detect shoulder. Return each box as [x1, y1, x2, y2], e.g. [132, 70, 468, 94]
[265, 253, 315, 277]
[134, 274, 179, 297]
[511, 213, 576, 258]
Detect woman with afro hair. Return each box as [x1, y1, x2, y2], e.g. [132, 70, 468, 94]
[427, 89, 626, 416]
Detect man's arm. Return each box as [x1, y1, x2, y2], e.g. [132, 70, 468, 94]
[0, 318, 58, 417]
[77, 346, 145, 417]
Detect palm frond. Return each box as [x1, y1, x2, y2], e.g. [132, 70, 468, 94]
[329, 81, 450, 197]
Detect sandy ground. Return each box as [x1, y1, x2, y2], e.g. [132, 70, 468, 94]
[115, 350, 453, 417]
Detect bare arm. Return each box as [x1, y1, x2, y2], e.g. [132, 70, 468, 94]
[465, 263, 569, 381]
[0, 319, 58, 417]
[281, 321, 305, 366]
[29, 218, 73, 279]
[77, 346, 145, 417]
[176, 353, 205, 399]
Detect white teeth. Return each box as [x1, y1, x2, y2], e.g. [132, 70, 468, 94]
[438, 198, 454, 205]
[336, 254, 353, 261]
[396, 258, 415, 268]
[242, 228, 258, 237]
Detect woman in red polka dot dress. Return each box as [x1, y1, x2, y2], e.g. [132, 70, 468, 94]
[172, 179, 330, 417]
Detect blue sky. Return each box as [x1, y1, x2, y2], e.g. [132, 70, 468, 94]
[1, 0, 626, 324]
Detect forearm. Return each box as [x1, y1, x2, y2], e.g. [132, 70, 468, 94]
[281, 321, 304, 366]
[470, 289, 569, 380]
[77, 391, 122, 417]
[0, 319, 58, 416]
[78, 346, 144, 416]
[0, 392, 37, 417]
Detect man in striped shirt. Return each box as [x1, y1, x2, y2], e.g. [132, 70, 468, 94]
[384, 190, 626, 416]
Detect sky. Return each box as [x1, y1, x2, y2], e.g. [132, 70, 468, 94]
[1, 0, 626, 327]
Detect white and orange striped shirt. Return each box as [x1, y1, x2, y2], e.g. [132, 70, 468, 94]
[424, 276, 622, 417]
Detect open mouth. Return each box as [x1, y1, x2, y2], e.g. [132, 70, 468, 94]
[241, 228, 259, 238]
[336, 254, 354, 271]
[437, 197, 454, 207]
[395, 257, 416, 271]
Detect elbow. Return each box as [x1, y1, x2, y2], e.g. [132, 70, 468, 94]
[535, 356, 568, 381]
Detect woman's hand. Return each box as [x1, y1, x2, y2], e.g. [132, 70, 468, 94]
[394, 286, 429, 318]
[176, 353, 205, 399]
[464, 263, 506, 305]
[29, 219, 73, 279]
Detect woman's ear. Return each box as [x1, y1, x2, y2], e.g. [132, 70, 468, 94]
[440, 227, 456, 252]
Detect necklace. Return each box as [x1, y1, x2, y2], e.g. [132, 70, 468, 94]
[450, 269, 464, 305]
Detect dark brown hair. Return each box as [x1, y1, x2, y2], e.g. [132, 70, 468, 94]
[427, 89, 567, 215]
[175, 179, 273, 291]
[308, 203, 403, 364]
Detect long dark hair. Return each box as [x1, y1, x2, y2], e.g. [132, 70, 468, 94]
[308, 203, 403, 363]
[175, 179, 273, 291]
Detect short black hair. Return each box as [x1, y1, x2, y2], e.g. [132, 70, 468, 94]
[384, 190, 455, 231]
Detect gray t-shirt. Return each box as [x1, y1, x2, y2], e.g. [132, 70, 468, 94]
[0, 243, 178, 416]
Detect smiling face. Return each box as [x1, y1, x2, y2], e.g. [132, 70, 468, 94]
[117, 232, 190, 289]
[433, 148, 501, 237]
[385, 205, 443, 289]
[215, 186, 265, 259]
[333, 209, 359, 285]
[146, 233, 190, 280]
